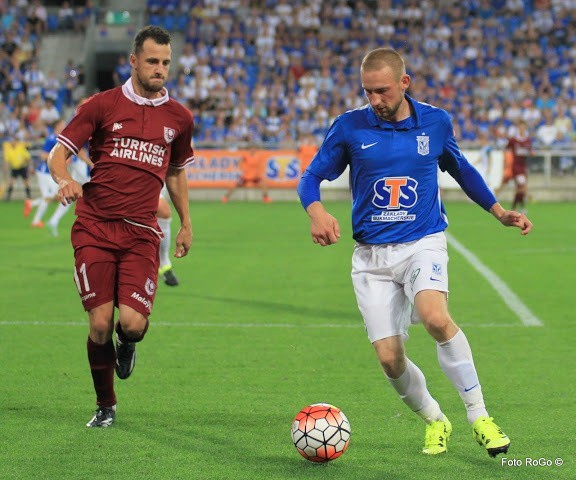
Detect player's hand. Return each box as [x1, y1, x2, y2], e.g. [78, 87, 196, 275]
[174, 224, 192, 258]
[57, 179, 83, 206]
[310, 212, 341, 246]
[498, 210, 533, 235]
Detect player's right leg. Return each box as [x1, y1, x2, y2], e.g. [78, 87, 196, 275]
[374, 337, 451, 454]
[72, 218, 120, 427]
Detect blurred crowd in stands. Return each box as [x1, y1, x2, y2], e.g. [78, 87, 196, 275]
[1, 0, 575, 150]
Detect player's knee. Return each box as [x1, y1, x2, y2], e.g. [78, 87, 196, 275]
[422, 313, 456, 342]
[375, 347, 404, 378]
[118, 315, 149, 342]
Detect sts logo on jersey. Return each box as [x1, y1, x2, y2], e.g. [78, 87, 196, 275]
[265, 155, 300, 181]
[372, 176, 418, 222]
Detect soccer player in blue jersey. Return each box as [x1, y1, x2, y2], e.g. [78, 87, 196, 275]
[27, 121, 65, 227]
[297, 48, 532, 458]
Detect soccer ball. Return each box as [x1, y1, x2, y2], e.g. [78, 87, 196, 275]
[291, 403, 351, 462]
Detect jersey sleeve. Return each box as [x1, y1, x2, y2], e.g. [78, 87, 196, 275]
[306, 116, 350, 181]
[169, 109, 194, 169]
[438, 113, 496, 211]
[57, 95, 101, 155]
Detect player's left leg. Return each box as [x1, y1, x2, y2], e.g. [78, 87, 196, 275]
[415, 290, 510, 456]
[115, 305, 149, 380]
[353, 242, 450, 454]
[257, 179, 272, 203]
[115, 225, 159, 380]
[512, 174, 527, 213]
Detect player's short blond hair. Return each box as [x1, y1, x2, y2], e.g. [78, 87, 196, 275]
[361, 48, 406, 81]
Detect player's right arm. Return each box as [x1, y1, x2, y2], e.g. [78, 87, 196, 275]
[297, 119, 348, 246]
[47, 142, 83, 206]
[298, 170, 341, 246]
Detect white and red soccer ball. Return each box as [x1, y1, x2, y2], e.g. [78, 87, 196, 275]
[291, 403, 351, 462]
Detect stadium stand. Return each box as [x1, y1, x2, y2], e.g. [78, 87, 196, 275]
[1, 0, 575, 200]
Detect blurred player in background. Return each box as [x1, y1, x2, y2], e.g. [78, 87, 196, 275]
[503, 119, 532, 213]
[27, 120, 93, 233]
[157, 191, 179, 286]
[298, 47, 532, 458]
[3, 135, 32, 202]
[221, 147, 271, 203]
[26, 120, 65, 227]
[48, 25, 194, 428]
[46, 144, 92, 236]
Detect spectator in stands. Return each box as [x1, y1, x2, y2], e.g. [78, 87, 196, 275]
[553, 104, 574, 142]
[43, 70, 61, 103]
[536, 109, 561, 147]
[112, 55, 131, 87]
[39, 97, 60, 127]
[178, 42, 197, 75]
[58, 1, 75, 30]
[27, 0, 47, 36]
[23, 60, 46, 100]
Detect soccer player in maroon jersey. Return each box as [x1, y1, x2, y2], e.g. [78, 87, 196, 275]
[47, 26, 194, 427]
[504, 120, 532, 213]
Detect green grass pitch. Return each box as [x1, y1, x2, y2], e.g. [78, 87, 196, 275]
[0, 199, 574, 480]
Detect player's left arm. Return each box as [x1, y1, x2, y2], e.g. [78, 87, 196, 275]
[440, 121, 532, 235]
[165, 165, 192, 258]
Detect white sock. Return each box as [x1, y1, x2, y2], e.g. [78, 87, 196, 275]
[387, 358, 444, 423]
[437, 329, 488, 423]
[157, 217, 172, 270]
[48, 203, 71, 226]
[32, 199, 49, 224]
[31, 198, 42, 207]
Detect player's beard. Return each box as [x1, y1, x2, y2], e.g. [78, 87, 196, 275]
[137, 73, 165, 94]
[373, 96, 404, 121]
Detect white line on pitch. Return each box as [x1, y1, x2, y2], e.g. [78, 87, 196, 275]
[0, 321, 521, 328]
[445, 232, 543, 327]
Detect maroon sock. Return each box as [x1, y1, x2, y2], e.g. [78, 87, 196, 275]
[513, 192, 524, 209]
[87, 337, 117, 407]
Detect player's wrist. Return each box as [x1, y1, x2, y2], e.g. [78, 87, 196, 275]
[489, 202, 506, 220]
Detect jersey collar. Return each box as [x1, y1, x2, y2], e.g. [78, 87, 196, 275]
[122, 78, 169, 106]
[366, 94, 421, 130]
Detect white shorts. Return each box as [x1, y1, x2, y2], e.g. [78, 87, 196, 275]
[36, 171, 58, 198]
[351, 232, 449, 343]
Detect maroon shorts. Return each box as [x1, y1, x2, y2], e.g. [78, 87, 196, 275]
[70, 217, 161, 316]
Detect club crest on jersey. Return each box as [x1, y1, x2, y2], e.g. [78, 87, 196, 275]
[417, 134, 429, 156]
[145, 278, 156, 296]
[164, 126, 176, 144]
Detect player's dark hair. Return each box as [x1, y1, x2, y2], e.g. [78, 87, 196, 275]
[132, 25, 171, 55]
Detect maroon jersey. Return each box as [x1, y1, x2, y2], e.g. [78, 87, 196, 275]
[58, 80, 194, 226]
[506, 136, 531, 176]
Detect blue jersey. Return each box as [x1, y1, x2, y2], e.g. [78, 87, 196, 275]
[304, 95, 495, 244]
